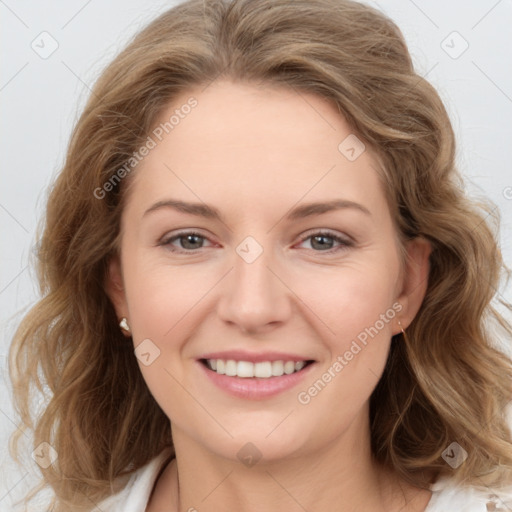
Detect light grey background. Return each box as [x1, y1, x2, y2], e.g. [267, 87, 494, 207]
[1, 0, 511, 510]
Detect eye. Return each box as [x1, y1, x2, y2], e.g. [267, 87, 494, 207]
[297, 230, 353, 253]
[158, 229, 353, 254]
[159, 231, 214, 253]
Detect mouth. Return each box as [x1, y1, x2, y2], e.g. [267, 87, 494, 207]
[199, 358, 316, 378]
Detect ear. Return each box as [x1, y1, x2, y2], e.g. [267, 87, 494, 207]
[105, 254, 130, 333]
[393, 236, 432, 334]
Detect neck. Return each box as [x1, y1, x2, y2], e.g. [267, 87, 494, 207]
[149, 410, 432, 512]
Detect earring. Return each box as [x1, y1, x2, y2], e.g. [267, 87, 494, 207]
[397, 319, 410, 344]
[119, 317, 131, 334]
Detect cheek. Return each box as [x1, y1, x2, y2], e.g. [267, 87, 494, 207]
[124, 262, 207, 422]
[292, 259, 399, 408]
[294, 260, 399, 344]
[124, 254, 216, 340]
[294, 268, 397, 431]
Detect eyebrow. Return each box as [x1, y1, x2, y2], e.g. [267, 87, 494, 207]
[143, 198, 371, 221]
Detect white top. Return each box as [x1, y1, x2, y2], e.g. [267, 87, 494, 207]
[98, 449, 512, 511]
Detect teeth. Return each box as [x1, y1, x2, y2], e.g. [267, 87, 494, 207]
[225, 360, 237, 376]
[271, 361, 283, 376]
[284, 361, 296, 374]
[205, 359, 307, 378]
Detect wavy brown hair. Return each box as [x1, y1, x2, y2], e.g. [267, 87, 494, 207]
[9, 0, 512, 509]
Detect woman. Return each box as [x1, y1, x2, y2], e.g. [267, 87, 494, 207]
[9, 0, 512, 510]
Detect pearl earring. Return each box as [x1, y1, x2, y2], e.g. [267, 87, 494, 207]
[119, 317, 131, 333]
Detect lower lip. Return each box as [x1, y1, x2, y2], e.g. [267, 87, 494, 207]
[197, 360, 316, 400]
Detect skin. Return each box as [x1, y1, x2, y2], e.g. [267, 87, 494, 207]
[107, 80, 433, 512]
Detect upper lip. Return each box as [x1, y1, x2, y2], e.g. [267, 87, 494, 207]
[198, 350, 314, 363]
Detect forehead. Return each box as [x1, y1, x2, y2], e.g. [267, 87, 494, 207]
[126, 80, 388, 218]
[153, 80, 356, 162]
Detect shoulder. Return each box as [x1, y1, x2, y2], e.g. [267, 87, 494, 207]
[426, 474, 512, 511]
[97, 448, 174, 512]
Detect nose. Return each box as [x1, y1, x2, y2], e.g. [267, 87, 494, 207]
[217, 245, 292, 335]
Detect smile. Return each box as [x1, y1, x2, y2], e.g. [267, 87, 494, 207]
[198, 358, 317, 400]
[202, 358, 314, 378]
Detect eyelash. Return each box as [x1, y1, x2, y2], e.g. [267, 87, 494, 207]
[159, 230, 354, 255]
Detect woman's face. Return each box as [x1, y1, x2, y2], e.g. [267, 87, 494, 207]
[108, 80, 430, 462]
